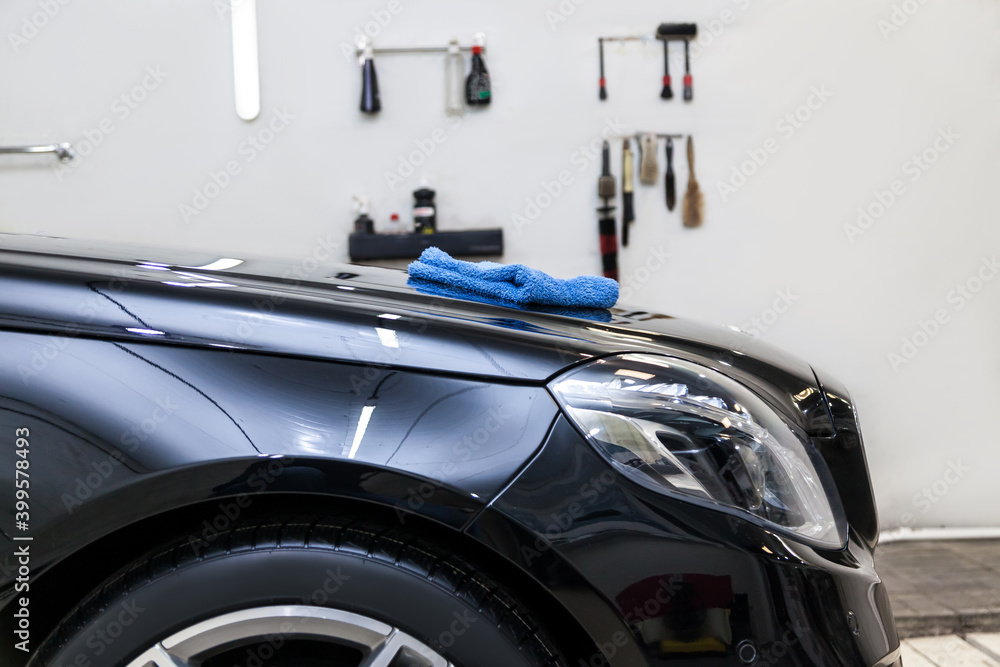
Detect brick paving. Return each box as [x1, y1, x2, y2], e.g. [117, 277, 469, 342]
[902, 634, 1000, 665]
[877, 540, 1000, 638]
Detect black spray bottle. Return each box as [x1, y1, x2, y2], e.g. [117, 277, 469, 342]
[465, 44, 491, 106]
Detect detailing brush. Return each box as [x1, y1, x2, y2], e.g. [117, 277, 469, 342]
[639, 133, 658, 185]
[598, 38, 607, 100]
[683, 39, 693, 101]
[660, 41, 673, 100]
[665, 137, 676, 211]
[656, 24, 696, 101]
[622, 139, 635, 246]
[682, 136, 703, 228]
[597, 140, 618, 280]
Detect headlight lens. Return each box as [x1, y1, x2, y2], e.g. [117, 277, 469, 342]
[549, 353, 847, 549]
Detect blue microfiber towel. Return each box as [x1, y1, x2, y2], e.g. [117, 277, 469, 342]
[407, 277, 614, 323]
[407, 247, 618, 309]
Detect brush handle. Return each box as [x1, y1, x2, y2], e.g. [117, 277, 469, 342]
[599, 214, 618, 280]
[665, 138, 676, 211]
[599, 38, 607, 100]
[622, 141, 634, 246]
[622, 193, 634, 246]
[683, 40, 693, 101]
[661, 41, 673, 100]
[622, 142, 634, 195]
[686, 135, 696, 177]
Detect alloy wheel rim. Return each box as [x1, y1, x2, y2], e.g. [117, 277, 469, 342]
[124, 605, 452, 667]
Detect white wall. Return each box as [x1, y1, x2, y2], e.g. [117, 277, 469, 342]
[1, 0, 998, 530]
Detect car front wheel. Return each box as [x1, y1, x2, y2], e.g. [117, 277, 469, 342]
[31, 514, 565, 667]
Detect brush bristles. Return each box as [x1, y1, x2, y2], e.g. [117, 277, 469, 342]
[639, 160, 657, 185]
[682, 180, 704, 228]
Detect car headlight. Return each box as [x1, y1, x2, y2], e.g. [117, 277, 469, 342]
[549, 353, 847, 549]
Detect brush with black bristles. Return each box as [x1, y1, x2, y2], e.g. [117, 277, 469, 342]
[682, 136, 704, 228]
[656, 23, 696, 100]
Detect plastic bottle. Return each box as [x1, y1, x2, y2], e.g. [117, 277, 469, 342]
[386, 212, 404, 235]
[465, 45, 491, 107]
[445, 39, 466, 116]
[413, 188, 436, 234]
[353, 195, 374, 233]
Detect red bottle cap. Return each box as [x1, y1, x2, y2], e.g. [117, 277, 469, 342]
[390, 213, 399, 221]
[472, 45, 483, 55]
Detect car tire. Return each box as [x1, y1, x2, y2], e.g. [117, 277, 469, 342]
[30, 514, 566, 667]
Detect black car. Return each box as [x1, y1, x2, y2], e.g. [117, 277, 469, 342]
[0, 235, 899, 666]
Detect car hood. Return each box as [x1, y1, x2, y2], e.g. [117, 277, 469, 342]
[0, 234, 833, 435]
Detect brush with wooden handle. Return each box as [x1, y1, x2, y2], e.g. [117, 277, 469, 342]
[622, 139, 635, 246]
[665, 137, 676, 211]
[682, 136, 703, 228]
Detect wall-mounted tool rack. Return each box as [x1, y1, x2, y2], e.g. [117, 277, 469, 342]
[355, 33, 490, 114]
[599, 23, 698, 101]
[349, 229, 503, 262]
[353, 35, 487, 58]
[0, 143, 75, 161]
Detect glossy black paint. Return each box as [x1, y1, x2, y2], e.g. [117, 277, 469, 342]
[477, 417, 899, 666]
[813, 366, 881, 548]
[0, 331, 556, 579]
[0, 235, 897, 666]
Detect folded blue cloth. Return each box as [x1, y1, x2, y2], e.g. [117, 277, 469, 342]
[407, 277, 613, 322]
[407, 247, 618, 309]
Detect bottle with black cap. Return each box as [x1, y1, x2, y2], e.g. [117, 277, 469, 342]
[413, 184, 436, 234]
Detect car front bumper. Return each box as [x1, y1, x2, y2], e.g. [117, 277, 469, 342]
[469, 416, 901, 666]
